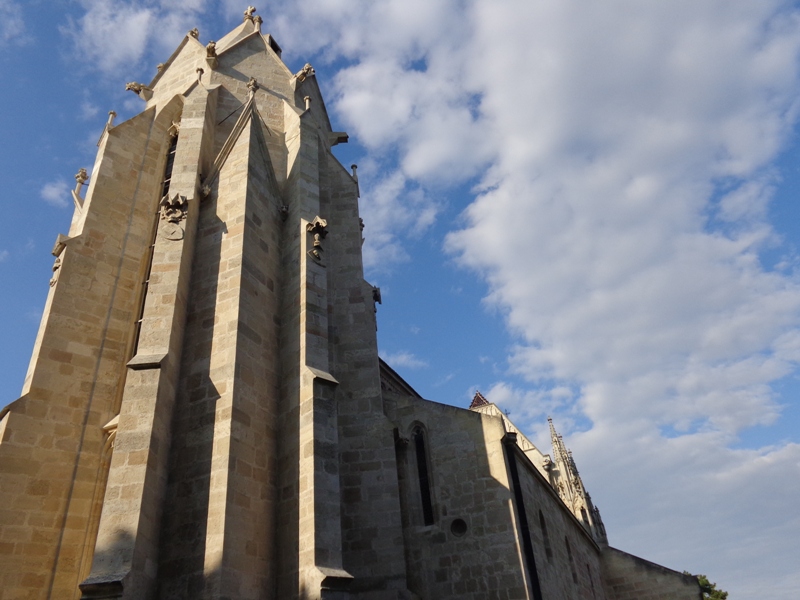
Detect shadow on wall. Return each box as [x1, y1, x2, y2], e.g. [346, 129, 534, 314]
[155, 197, 227, 598]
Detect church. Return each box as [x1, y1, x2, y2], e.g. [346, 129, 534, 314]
[0, 8, 702, 600]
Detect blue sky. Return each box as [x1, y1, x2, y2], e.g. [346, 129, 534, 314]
[2, 1, 800, 597]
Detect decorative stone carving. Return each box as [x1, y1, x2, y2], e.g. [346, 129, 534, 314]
[167, 120, 180, 138]
[103, 415, 119, 450]
[125, 82, 153, 101]
[372, 286, 382, 305]
[156, 63, 165, 73]
[196, 67, 204, 82]
[159, 193, 188, 241]
[188, 28, 199, 38]
[74, 168, 88, 188]
[244, 6, 257, 21]
[294, 63, 315, 83]
[206, 41, 218, 69]
[280, 205, 289, 221]
[247, 77, 259, 95]
[359, 217, 365, 246]
[49, 257, 61, 287]
[253, 15, 263, 32]
[306, 217, 328, 261]
[49, 234, 69, 287]
[351, 164, 358, 181]
[160, 193, 188, 223]
[72, 168, 88, 210]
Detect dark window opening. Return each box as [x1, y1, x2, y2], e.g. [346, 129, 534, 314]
[413, 428, 434, 526]
[131, 133, 178, 356]
[539, 510, 553, 560]
[566, 537, 579, 584]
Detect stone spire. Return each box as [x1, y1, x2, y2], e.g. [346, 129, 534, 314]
[547, 418, 608, 546]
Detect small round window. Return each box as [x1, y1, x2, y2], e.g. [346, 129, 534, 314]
[450, 518, 468, 537]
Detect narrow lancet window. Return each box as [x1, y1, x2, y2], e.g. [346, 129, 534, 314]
[539, 510, 553, 560]
[131, 132, 179, 356]
[566, 537, 578, 584]
[412, 427, 434, 525]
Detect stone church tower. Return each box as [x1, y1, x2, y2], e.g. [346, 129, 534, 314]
[0, 8, 703, 600]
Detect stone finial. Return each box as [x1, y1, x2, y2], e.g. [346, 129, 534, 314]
[306, 216, 328, 261]
[372, 286, 382, 304]
[304, 96, 311, 111]
[74, 168, 88, 191]
[188, 27, 199, 38]
[107, 111, 116, 127]
[244, 6, 257, 21]
[253, 14, 263, 31]
[156, 63, 165, 73]
[294, 63, 315, 83]
[247, 77, 259, 95]
[350, 164, 358, 181]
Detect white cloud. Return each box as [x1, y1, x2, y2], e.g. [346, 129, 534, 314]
[359, 164, 438, 271]
[380, 350, 429, 369]
[61, 1, 213, 74]
[0, 250, 8, 262]
[0, 0, 24, 45]
[40, 180, 70, 208]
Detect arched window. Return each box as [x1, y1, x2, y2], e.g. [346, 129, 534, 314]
[412, 427, 434, 525]
[539, 510, 553, 560]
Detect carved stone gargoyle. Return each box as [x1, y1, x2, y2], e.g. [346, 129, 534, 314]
[294, 63, 315, 83]
[125, 82, 153, 101]
[206, 40, 218, 69]
[306, 217, 328, 262]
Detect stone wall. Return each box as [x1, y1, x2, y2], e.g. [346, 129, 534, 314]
[388, 393, 534, 599]
[511, 439, 605, 599]
[601, 546, 701, 600]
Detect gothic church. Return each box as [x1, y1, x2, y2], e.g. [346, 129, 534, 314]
[0, 8, 702, 600]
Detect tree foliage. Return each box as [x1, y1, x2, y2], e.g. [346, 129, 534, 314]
[684, 572, 728, 600]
